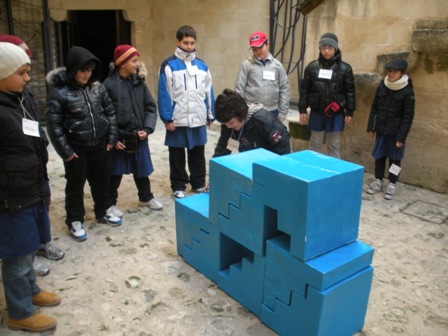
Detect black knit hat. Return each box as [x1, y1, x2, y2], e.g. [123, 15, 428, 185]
[319, 33, 338, 50]
[385, 59, 408, 72]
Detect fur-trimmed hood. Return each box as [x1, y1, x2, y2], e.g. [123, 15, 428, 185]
[46, 46, 101, 88]
[107, 61, 148, 80]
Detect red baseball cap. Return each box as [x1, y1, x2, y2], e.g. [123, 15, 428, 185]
[249, 31, 268, 48]
[0, 34, 32, 58]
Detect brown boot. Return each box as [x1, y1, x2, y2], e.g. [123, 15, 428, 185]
[8, 313, 57, 332]
[32, 291, 61, 306]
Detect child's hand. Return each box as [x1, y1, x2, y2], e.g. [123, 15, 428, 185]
[165, 123, 175, 131]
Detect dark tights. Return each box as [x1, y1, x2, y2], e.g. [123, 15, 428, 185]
[375, 157, 401, 184]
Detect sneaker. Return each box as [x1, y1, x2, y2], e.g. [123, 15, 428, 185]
[37, 243, 65, 260]
[8, 313, 57, 332]
[32, 291, 61, 307]
[173, 190, 186, 198]
[192, 185, 209, 193]
[98, 213, 122, 226]
[139, 198, 163, 210]
[366, 179, 383, 194]
[33, 260, 50, 276]
[107, 205, 123, 218]
[70, 221, 87, 242]
[384, 182, 396, 200]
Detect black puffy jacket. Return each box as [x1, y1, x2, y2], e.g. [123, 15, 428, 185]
[367, 79, 415, 143]
[46, 46, 118, 160]
[0, 92, 45, 212]
[213, 107, 291, 157]
[103, 65, 157, 136]
[298, 51, 356, 116]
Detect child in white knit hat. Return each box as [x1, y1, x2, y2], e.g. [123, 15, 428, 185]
[0, 42, 61, 332]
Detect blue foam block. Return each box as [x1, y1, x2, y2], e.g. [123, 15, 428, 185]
[175, 193, 220, 281]
[209, 148, 279, 225]
[263, 234, 374, 309]
[260, 266, 374, 336]
[253, 151, 364, 260]
[217, 192, 280, 255]
[217, 252, 266, 316]
[176, 194, 254, 283]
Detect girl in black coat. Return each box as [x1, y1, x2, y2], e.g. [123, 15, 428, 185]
[298, 33, 355, 158]
[366, 59, 415, 200]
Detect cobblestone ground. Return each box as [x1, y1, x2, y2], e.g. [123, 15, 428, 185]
[1, 120, 447, 335]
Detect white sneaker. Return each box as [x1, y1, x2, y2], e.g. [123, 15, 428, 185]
[70, 221, 87, 241]
[384, 182, 396, 200]
[107, 205, 123, 218]
[33, 260, 50, 276]
[366, 179, 383, 195]
[173, 190, 186, 199]
[139, 198, 163, 210]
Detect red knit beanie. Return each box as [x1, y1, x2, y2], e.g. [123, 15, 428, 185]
[0, 34, 32, 58]
[114, 44, 139, 67]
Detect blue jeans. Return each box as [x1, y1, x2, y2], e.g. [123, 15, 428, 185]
[1, 253, 40, 319]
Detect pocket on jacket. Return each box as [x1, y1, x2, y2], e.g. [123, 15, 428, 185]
[3, 156, 39, 192]
[309, 92, 322, 110]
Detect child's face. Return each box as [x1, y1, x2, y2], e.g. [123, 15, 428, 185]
[251, 43, 270, 61]
[320, 45, 336, 60]
[386, 69, 403, 82]
[0, 64, 30, 93]
[176, 36, 196, 53]
[224, 117, 244, 131]
[120, 55, 140, 77]
[75, 68, 93, 86]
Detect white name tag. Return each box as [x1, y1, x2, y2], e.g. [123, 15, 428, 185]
[318, 69, 333, 79]
[263, 70, 276, 81]
[389, 163, 401, 175]
[22, 118, 40, 137]
[227, 138, 239, 153]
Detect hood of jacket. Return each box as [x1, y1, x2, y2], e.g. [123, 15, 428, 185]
[46, 46, 101, 88]
[107, 61, 147, 82]
[246, 103, 264, 122]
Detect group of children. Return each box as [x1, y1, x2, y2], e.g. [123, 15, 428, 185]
[0, 26, 414, 332]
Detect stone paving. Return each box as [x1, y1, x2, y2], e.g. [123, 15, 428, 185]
[0, 121, 447, 335]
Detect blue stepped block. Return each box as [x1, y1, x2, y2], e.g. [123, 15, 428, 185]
[253, 151, 364, 260]
[217, 251, 266, 316]
[176, 194, 254, 283]
[217, 192, 280, 256]
[263, 234, 374, 310]
[260, 266, 374, 336]
[209, 148, 279, 226]
[175, 193, 220, 282]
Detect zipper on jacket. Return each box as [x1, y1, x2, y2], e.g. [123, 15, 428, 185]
[82, 88, 96, 145]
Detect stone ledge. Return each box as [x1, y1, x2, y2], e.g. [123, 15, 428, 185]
[413, 29, 448, 54]
[354, 73, 382, 91]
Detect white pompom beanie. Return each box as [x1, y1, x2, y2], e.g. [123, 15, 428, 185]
[0, 42, 30, 80]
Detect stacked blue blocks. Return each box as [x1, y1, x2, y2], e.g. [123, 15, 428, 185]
[175, 149, 374, 335]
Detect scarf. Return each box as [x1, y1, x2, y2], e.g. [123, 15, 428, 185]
[384, 74, 408, 91]
[174, 47, 196, 62]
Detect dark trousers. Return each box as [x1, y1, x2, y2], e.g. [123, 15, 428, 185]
[63, 148, 110, 226]
[169, 146, 206, 192]
[110, 174, 154, 204]
[374, 157, 401, 184]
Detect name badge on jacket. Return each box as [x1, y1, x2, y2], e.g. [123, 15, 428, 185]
[318, 69, 333, 79]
